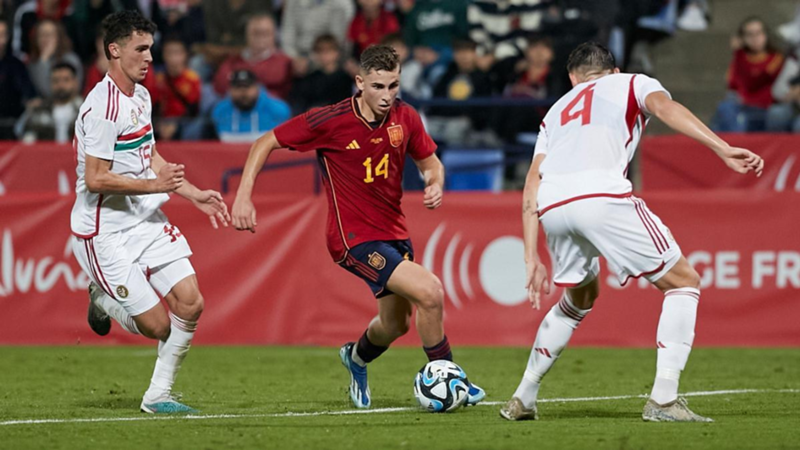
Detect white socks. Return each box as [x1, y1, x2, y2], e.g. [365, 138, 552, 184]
[143, 312, 197, 403]
[650, 287, 699, 405]
[513, 294, 592, 409]
[95, 291, 140, 335]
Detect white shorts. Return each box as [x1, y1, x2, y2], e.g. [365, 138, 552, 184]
[539, 195, 681, 287]
[71, 211, 195, 316]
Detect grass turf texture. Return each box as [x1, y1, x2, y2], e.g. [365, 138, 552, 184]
[0, 347, 798, 450]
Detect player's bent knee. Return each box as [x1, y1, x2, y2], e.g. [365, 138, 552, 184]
[177, 292, 204, 320]
[416, 277, 444, 312]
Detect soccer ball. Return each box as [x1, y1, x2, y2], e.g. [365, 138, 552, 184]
[413, 360, 470, 412]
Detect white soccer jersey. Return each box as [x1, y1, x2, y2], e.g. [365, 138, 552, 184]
[71, 74, 168, 238]
[533, 73, 670, 214]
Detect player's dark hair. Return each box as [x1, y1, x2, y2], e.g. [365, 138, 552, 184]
[566, 42, 616, 76]
[360, 44, 400, 74]
[52, 61, 77, 77]
[101, 10, 157, 60]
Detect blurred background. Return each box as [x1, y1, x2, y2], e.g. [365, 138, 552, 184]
[0, 0, 798, 347]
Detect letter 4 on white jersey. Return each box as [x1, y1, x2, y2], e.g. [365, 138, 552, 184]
[71, 75, 169, 238]
[533, 73, 670, 213]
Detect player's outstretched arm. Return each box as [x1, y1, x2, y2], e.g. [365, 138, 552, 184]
[645, 92, 764, 177]
[523, 154, 550, 310]
[413, 154, 445, 210]
[85, 154, 184, 196]
[151, 146, 230, 229]
[232, 130, 281, 233]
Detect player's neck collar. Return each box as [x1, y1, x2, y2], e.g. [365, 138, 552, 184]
[352, 94, 389, 130]
[107, 71, 135, 98]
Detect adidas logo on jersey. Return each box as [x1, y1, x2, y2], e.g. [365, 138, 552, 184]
[346, 140, 361, 150]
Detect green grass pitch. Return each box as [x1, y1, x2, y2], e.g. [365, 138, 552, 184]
[0, 346, 798, 450]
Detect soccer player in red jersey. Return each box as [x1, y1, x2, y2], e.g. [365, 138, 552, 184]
[232, 44, 484, 409]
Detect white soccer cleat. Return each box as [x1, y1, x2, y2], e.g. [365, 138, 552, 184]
[642, 397, 713, 423]
[499, 397, 538, 421]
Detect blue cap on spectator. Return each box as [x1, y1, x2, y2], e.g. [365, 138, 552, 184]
[230, 69, 257, 87]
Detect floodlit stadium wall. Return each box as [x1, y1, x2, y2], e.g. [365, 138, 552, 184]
[0, 140, 798, 347]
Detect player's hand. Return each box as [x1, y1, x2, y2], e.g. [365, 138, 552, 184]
[191, 190, 230, 229]
[525, 259, 550, 310]
[155, 163, 185, 192]
[232, 195, 257, 233]
[423, 184, 443, 209]
[721, 146, 764, 177]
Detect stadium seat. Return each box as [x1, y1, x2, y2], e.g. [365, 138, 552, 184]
[441, 149, 504, 192]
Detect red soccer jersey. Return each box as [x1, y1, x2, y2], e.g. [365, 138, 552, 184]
[273, 95, 436, 261]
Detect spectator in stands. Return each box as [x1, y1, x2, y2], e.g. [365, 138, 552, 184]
[211, 69, 291, 143]
[213, 14, 292, 100]
[191, 0, 272, 80]
[290, 34, 353, 114]
[12, 0, 72, 59]
[503, 35, 555, 100]
[402, 0, 468, 98]
[84, 28, 157, 96]
[381, 32, 428, 99]
[0, 20, 36, 139]
[433, 39, 491, 103]
[280, 0, 355, 77]
[151, 0, 206, 48]
[427, 39, 492, 145]
[766, 44, 800, 133]
[15, 61, 82, 143]
[713, 17, 784, 132]
[347, 0, 400, 59]
[26, 19, 83, 98]
[155, 37, 202, 141]
[468, 0, 547, 73]
[495, 34, 555, 141]
[66, 0, 128, 62]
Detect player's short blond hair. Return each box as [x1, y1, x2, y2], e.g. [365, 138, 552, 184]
[360, 45, 400, 74]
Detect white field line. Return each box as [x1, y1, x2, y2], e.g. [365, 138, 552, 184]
[1, 389, 797, 427]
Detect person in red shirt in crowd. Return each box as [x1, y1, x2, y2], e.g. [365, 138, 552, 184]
[84, 27, 157, 98]
[713, 16, 784, 132]
[231, 44, 485, 410]
[155, 36, 201, 141]
[347, 0, 400, 58]
[213, 13, 292, 100]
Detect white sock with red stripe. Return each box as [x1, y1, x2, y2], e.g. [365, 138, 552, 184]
[95, 291, 140, 335]
[143, 312, 197, 403]
[513, 293, 591, 409]
[650, 287, 699, 405]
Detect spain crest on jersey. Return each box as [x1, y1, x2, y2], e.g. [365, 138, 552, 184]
[387, 124, 403, 148]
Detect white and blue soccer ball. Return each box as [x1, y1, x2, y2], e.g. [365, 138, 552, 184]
[413, 360, 470, 412]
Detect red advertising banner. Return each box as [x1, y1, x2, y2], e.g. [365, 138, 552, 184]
[0, 191, 797, 347]
[0, 142, 318, 195]
[641, 134, 800, 191]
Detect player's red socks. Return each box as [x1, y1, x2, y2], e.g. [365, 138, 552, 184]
[424, 336, 452, 362]
[355, 329, 388, 366]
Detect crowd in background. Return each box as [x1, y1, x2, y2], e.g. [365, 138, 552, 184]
[0, 0, 709, 147]
[713, 12, 800, 134]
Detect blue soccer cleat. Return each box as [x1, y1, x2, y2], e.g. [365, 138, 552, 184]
[339, 342, 371, 408]
[140, 396, 198, 414]
[466, 382, 486, 406]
